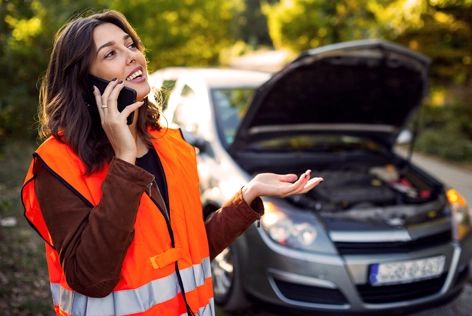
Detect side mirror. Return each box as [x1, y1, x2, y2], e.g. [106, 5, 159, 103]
[396, 129, 412, 145]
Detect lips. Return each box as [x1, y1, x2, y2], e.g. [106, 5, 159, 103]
[126, 67, 144, 81]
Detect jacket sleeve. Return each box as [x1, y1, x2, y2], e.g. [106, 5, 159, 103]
[34, 157, 154, 298]
[205, 190, 264, 260]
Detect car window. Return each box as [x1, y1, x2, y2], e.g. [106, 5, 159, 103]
[211, 87, 256, 145]
[172, 85, 200, 133]
[181, 84, 195, 97]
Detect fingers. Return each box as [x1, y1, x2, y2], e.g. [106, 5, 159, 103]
[249, 170, 323, 199]
[121, 100, 145, 118]
[277, 170, 311, 197]
[93, 86, 105, 119]
[300, 177, 324, 193]
[93, 78, 120, 113]
[93, 79, 139, 124]
[101, 78, 119, 104]
[105, 80, 125, 112]
[290, 170, 311, 192]
[278, 174, 298, 183]
[94, 78, 125, 113]
[281, 170, 325, 197]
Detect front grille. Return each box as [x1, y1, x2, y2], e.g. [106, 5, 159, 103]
[357, 273, 447, 304]
[274, 279, 348, 305]
[335, 230, 452, 255]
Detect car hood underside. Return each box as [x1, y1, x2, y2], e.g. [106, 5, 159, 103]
[231, 40, 431, 152]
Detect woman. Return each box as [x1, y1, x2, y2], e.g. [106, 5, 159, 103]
[21, 10, 322, 316]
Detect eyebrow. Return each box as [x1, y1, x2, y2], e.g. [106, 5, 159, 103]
[96, 34, 131, 55]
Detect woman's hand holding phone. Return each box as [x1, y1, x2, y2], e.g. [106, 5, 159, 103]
[92, 78, 145, 164]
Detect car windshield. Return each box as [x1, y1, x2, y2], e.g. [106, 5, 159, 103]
[211, 87, 256, 145]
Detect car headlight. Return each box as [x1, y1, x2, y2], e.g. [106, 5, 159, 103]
[447, 188, 471, 240]
[261, 201, 318, 251]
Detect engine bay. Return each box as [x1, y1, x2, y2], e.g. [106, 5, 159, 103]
[236, 148, 446, 227]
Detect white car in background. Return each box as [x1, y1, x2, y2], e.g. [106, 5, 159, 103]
[148, 67, 190, 111]
[153, 40, 472, 315]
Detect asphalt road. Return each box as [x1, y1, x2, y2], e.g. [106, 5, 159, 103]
[397, 149, 472, 315]
[412, 281, 472, 316]
[217, 282, 472, 315]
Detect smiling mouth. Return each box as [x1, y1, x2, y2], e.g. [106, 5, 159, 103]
[126, 69, 143, 81]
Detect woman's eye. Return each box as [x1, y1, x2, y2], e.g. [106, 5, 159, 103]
[104, 50, 115, 59]
[128, 42, 137, 49]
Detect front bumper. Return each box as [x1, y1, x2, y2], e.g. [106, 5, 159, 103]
[237, 226, 472, 313]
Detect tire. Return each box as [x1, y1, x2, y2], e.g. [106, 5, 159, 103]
[212, 245, 251, 312]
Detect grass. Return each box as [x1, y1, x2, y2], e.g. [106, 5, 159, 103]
[0, 139, 52, 315]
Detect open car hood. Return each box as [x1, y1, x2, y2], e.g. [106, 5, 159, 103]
[230, 39, 430, 152]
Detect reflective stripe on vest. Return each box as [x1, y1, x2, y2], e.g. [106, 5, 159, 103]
[51, 258, 211, 315]
[179, 299, 214, 316]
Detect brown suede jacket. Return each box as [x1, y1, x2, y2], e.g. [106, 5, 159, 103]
[34, 157, 263, 297]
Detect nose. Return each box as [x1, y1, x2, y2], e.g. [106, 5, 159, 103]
[126, 50, 137, 64]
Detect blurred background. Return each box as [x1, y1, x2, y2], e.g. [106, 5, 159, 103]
[0, 0, 471, 314]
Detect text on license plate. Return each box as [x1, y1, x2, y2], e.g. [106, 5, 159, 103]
[369, 255, 446, 286]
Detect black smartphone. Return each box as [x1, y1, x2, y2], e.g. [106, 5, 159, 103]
[83, 74, 137, 125]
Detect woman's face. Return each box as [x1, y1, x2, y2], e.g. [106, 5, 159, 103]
[89, 23, 150, 101]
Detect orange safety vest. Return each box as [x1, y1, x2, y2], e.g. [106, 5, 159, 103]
[21, 127, 214, 316]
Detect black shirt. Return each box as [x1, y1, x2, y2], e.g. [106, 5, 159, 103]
[135, 148, 169, 210]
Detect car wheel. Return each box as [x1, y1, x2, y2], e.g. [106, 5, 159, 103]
[212, 245, 250, 311]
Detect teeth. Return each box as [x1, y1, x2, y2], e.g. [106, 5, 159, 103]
[126, 69, 143, 81]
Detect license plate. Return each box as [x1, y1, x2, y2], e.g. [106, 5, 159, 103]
[369, 255, 446, 286]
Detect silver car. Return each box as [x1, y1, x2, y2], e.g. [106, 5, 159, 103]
[156, 40, 472, 314]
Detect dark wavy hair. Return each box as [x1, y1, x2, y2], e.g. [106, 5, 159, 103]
[39, 10, 161, 174]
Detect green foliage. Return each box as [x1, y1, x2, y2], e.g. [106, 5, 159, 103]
[262, 0, 472, 85]
[0, 0, 108, 141]
[108, 0, 245, 71]
[415, 101, 472, 161]
[263, 0, 383, 50]
[412, 86, 472, 162]
[234, 0, 274, 47]
[388, 1, 472, 86]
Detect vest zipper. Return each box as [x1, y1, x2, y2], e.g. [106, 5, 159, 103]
[146, 178, 170, 223]
[147, 180, 153, 196]
[146, 183, 195, 316]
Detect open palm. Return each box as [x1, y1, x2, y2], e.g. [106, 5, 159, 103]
[244, 170, 323, 203]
